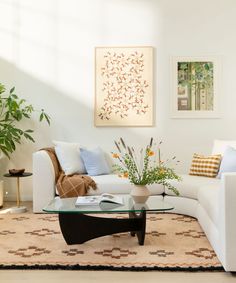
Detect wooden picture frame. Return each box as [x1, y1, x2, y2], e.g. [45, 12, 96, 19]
[172, 56, 220, 118]
[95, 46, 153, 126]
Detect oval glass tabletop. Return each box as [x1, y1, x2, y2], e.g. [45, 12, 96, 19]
[43, 195, 174, 214]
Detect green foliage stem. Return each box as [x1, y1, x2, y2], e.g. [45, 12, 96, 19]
[0, 83, 50, 158]
[112, 138, 181, 196]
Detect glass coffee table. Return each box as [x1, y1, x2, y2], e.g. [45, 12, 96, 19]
[43, 195, 174, 246]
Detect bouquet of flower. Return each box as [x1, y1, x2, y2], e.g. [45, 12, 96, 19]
[112, 138, 180, 195]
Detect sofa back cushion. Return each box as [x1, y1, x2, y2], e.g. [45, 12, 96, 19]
[217, 146, 236, 178]
[80, 147, 110, 176]
[54, 141, 86, 175]
[212, 140, 236, 155]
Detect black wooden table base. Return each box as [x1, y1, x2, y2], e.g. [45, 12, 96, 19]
[58, 210, 146, 245]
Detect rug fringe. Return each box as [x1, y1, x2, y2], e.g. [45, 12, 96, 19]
[0, 264, 224, 272]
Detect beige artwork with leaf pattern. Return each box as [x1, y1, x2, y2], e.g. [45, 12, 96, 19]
[95, 47, 153, 126]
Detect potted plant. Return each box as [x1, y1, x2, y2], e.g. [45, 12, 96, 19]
[112, 138, 180, 203]
[0, 83, 50, 158]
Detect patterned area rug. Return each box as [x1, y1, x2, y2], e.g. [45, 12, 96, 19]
[0, 213, 223, 271]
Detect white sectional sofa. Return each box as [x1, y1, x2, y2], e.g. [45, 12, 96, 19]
[33, 140, 236, 272]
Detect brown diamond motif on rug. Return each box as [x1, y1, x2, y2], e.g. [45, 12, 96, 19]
[95, 247, 137, 259]
[62, 249, 84, 256]
[8, 246, 51, 258]
[12, 216, 30, 221]
[186, 248, 217, 259]
[38, 215, 58, 222]
[176, 229, 206, 238]
[149, 249, 174, 257]
[0, 230, 16, 236]
[25, 228, 60, 237]
[146, 231, 166, 237]
[171, 215, 196, 223]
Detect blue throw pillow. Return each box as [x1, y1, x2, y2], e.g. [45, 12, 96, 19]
[80, 147, 110, 176]
[218, 146, 236, 178]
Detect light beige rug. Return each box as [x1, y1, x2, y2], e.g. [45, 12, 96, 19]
[0, 213, 223, 270]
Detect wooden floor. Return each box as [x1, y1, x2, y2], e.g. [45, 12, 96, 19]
[0, 270, 235, 283]
[0, 202, 235, 282]
[0, 201, 33, 214]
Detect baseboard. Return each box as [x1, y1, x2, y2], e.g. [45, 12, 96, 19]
[4, 194, 32, 202]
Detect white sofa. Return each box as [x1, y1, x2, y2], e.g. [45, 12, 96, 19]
[33, 140, 236, 272]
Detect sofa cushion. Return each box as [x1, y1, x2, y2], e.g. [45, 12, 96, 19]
[218, 146, 236, 178]
[87, 174, 164, 195]
[212, 139, 236, 155]
[80, 147, 110, 176]
[189, 153, 221, 178]
[165, 174, 220, 200]
[198, 184, 220, 226]
[54, 141, 86, 175]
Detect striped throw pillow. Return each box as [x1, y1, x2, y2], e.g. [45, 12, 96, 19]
[189, 153, 222, 178]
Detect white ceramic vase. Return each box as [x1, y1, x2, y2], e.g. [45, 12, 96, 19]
[130, 185, 150, 204]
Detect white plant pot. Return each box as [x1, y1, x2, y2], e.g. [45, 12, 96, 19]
[130, 185, 150, 204]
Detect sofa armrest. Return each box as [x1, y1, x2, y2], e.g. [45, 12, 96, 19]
[219, 172, 236, 271]
[33, 151, 56, 213]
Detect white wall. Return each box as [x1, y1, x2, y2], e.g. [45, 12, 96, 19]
[0, 0, 236, 201]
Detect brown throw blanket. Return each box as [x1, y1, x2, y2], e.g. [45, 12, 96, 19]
[42, 148, 97, 198]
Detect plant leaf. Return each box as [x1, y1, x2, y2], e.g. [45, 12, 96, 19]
[23, 132, 35, 142]
[44, 113, 51, 125]
[10, 87, 15, 94]
[39, 113, 44, 122]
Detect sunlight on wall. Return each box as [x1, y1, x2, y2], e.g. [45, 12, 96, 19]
[0, 0, 157, 105]
[0, 0, 90, 101]
[0, 0, 56, 86]
[0, 0, 14, 62]
[103, 0, 156, 41]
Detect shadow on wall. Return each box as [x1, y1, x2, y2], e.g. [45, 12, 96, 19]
[0, 56, 152, 201]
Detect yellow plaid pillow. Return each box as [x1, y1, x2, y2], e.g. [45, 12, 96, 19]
[189, 153, 221, 178]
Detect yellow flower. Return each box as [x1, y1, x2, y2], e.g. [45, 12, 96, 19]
[112, 153, 119, 158]
[147, 150, 154, 157]
[159, 168, 166, 174]
[123, 172, 129, 178]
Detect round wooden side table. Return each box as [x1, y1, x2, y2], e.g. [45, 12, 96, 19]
[3, 172, 32, 213]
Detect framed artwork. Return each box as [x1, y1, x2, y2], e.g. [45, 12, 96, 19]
[172, 56, 220, 118]
[95, 46, 153, 126]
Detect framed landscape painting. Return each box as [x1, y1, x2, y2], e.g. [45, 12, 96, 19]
[172, 56, 220, 118]
[95, 46, 153, 126]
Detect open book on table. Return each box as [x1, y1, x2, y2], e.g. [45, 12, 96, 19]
[75, 193, 123, 207]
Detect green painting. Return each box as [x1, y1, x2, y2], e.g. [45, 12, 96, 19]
[177, 62, 214, 111]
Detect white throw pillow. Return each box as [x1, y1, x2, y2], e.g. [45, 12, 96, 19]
[53, 141, 86, 175]
[212, 140, 236, 155]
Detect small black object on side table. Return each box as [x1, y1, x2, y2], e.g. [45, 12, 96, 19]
[3, 172, 32, 213]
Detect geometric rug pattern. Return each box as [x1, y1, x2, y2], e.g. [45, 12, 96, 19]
[0, 213, 223, 271]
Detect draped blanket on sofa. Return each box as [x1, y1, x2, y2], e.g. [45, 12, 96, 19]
[42, 148, 97, 198]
